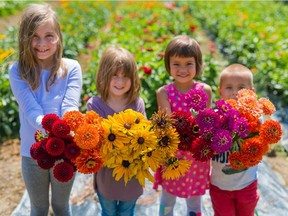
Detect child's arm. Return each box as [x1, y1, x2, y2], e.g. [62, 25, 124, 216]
[156, 86, 172, 114]
[202, 83, 212, 109]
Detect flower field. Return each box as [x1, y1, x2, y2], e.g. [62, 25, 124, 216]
[1, 0, 287, 147]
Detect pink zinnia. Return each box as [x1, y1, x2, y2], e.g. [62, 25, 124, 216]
[211, 129, 232, 153]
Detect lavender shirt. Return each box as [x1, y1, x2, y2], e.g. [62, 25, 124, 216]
[86, 96, 146, 201]
[9, 58, 82, 157]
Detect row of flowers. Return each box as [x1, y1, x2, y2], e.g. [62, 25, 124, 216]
[31, 88, 282, 185]
[181, 1, 288, 110]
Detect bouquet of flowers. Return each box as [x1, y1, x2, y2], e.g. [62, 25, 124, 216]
[30, 110, 103, 182]
[100, 109, 161, 186]
[190, 89, 283, 170]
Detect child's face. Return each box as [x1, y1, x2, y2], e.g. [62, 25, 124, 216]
[218, 72, 254, 100]
[31, 21, 58, 67]
[109, 70, 131, 97]
[169, 55, 196, 84]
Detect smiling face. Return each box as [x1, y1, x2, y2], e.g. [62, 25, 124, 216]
[109, 70, 132, 98]
[31, 21, 58, 68]
[218, 66, 254, 100]
[169, 55, 197, 84]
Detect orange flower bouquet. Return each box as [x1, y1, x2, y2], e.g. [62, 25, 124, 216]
[30, 110, 104, 182]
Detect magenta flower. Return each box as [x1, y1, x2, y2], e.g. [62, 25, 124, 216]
[233, 117, 249, 138]
[185, 88, 208, 112]
[211, 129, 232, 153]
[195, 108, 219, 129]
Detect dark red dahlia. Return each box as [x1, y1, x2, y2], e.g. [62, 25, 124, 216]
[53, 161, 75, 182]
[172, 111, 193, 132]
[190, 138, 215, 162]
[52, 120, 70, 138]
[46, 137, 65, 156]
[64, 143, 80, 160]
[42, 114, 60, 132]
[37, 153, 56, 169]
[30, 141, 45, 160]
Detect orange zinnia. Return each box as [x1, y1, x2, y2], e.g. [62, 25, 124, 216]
[74, 123, 101, 149]
[62, 110, 85, 131]
[259, 98, 275, 115]
[241, 137, 265, 157]
[260, 120, 282, 144]
[85, 110, 103, 125]
[228, 152, 247, 170]
[73, 148, 103, 174]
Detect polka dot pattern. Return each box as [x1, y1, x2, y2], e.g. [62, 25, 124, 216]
[161, 82, 210, 198]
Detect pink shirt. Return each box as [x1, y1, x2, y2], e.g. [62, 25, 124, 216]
[161, 82, 210, 197]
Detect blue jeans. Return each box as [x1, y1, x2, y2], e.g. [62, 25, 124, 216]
[97, 191, 137, 216]
[22, 157, 74, 216]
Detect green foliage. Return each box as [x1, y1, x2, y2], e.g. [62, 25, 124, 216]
[81, 2, 220, 117]
[0, 1, 114, 140]
[181, 0, 288, 110]
[0, 0, 28, 17]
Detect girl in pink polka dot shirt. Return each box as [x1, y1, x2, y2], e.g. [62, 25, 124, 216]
[154, 35, 212, 216]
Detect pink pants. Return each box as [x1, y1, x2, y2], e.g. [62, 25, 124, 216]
[209, 180, 259, 216]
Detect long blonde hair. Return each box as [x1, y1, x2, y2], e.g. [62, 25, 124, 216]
[18, 4, 65, 91]
[96, 46, 141, 105]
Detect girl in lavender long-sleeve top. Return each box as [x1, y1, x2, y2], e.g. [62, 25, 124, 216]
[9, 4, 82, 216]
[86, 46, 145, 216]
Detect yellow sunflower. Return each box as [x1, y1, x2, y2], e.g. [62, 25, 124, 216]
[162, 157, 191, 180]
[101, 118, 131, 154]
[150, 109, 176, 133]
[112, 158, 137, 185]
[130, 126, 157, 154]
[156, 126, 179, 157]
[134, 160, 154, 186]
[141, 148, 163, 172]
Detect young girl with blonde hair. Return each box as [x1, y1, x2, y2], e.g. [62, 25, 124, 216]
[9, 4, 82, 215]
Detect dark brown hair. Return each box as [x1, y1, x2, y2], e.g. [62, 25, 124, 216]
[164, 35, 203, 77]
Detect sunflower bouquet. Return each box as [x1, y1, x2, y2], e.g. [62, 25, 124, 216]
[100, 109, 161, 186]
[30, 110, 104, 182]
[150, 88, 210, 181]
[190, 89, 283, 170]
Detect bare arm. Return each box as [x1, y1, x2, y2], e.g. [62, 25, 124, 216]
[156, 86, 172, 114]
[202, 83, 212, 109]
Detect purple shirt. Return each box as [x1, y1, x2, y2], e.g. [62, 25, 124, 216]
[86, 96, 146, 201]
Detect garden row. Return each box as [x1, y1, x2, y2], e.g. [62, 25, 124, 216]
[1, 1, 287, 142]
[179, 1, 288, 111]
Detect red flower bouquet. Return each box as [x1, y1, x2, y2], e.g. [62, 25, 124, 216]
[30, 110, 104, 182]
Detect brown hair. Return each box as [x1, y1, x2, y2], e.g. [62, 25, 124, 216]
[96, 46, 141, 105]
[18, 3, 65, 91]
[164, 35, 203, 77]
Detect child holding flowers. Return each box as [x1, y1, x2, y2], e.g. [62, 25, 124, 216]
[154, 35, 212, 216]
[210, 63, 259, 216]
[86, 46, 145, 216]
[8, 4, 82, 216]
